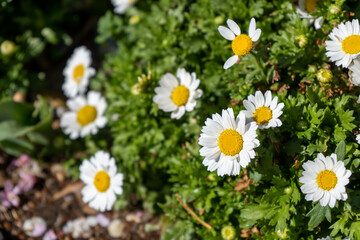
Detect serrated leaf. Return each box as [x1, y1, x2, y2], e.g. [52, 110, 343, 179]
[240, 203, 271, 222]
[330, 215, 349, 236]
[350, 222, 360, 239]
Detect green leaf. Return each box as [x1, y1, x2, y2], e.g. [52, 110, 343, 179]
[350, 222, 360, 239]
[306, 203, 328, 228]
[26, 132, 48, 145]
[268, 204, 290, 231]
[324, 206, 331, 222]
[0, 101, 35, 125]
[334, 125, 347, 142]
[330, 214, 349, 236]
[0, 138, 34, 156]
[0, 121, 33, 141]
[240, 203, 271, 224]
[284, 139, 303, 156]
[335, 140, 346, 161]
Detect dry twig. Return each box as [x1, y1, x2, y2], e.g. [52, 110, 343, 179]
[175, 193, 212, 230]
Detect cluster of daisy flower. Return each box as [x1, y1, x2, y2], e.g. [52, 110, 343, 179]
[60, 46, 107, 140]
[59, 46, 124, 212]
[150, 10, 356, 216]
[198, 89, 284, 177]
[295, 0, 360, 86]
[54, 0, 358, 237]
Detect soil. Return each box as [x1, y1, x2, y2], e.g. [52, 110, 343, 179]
[0, 155, 161, 240]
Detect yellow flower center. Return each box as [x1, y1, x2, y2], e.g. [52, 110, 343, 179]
[231, 34, 253, 56]
[73, 64, 85, 84]
[218, 129, 243, 156]
[253, 106, 272, 125]
[305, 0, 319, 13]
[316, 170, 337, 190]
[171, 85, 190, 106]
[342, 35, 360, 54]
[94, 170, 111, 192]
[77, 105, 97, 126]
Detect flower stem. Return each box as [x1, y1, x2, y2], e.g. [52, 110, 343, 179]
[250, 51, 263, 70]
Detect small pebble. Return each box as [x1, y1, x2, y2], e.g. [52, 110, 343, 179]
[107, 219, 124, 238]
[23, 217, 47, 237]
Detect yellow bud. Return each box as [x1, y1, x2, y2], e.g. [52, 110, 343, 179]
[129, 15, 140, 24]
[329, 4, 341, 15]
[1, 40, 15, 56]
[316, 69, 333, 83]
[295, 35, 308, 48]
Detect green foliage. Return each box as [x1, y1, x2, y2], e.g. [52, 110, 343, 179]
[0, 0, 109, 98]
[0, 97, 52, 156]
[92, 0, 360, 238]
[2, 0, 360, 239]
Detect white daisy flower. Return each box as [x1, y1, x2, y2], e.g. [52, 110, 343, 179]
[80, 151, 124, 212]
[62, 46, 95, 98]
[218, 18, 261, 69]
[111, 0, 135, 15]
[299, 153, 351, 208]
[199, 108, 259, 176]
[325, 19, 360, 68]
[296, 0, 324, 30]
[60, 91, 107, 139]
[241, 90, 284, 129]
[349, 58, 360, 85]
[153, 68, 203, 119]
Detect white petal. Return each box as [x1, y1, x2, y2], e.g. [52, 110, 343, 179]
[223, 55, 238, 69]
[314, 16, 324, 30]
[248, 18, 256, 38]
[254, 91, 265, 108]
[227, 19, 241, 36]
[218, 26, 235, 41]
[320, 191, 330, 206]
[251, 29, 261, 42]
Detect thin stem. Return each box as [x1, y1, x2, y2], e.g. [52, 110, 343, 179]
[249, 51, 263, 70]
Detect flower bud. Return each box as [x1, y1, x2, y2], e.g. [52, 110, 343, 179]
[276, 228, 289, 239]
[295, 35, 308, 48]
[329, 4, 341, 15]
[316, 69, 333, 83]
[130, 15, 140, 24]
[284, 187, 293, 195]
[221, 225, 236, 240]
[1, 40, 15, 55]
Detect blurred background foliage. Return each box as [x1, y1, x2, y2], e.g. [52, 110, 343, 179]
[2, 0, 360, 239]
[0, 0, 110, 159]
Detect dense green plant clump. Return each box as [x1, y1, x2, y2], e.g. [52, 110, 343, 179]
[91, 0, 360, 239]
[3, 0, 360, 239]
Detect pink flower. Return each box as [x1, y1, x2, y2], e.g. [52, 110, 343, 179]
[43, 230, 57, 240]
[32, 223, 47, 237]
[12, 154, 30, 167]
[0, 180, 21, 208]
[96, 213, 110, 227]
[17, 172, 36, 192]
